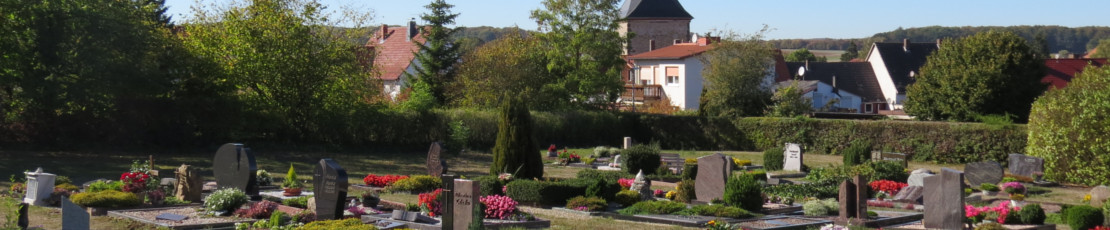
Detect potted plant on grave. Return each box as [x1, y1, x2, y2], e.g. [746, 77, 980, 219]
[1032, 171, 1044, 182]
[980, 183, 1000, 196]
[361, 192, 380, 208]
[875, 191, 888, 201]
[282, 164, 303, 196]
[547, 144, 558, 157]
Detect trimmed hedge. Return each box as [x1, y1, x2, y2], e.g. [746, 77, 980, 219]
[623, 144, 661, 175]
[504, 179, 590, 206]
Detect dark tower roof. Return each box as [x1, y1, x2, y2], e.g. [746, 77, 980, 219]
[620, 0, 693, 19]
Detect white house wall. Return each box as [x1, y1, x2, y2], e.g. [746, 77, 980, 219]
[866, 45, 899, 109]
[809, 82, 862, 112]
[683, 57, 704, 110]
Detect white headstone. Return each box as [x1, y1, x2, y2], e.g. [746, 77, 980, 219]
[783, 143, 803, 172]
[623, 137, 632, 149]
[907, 169, 935, 187]
[24, 168, 56, 206]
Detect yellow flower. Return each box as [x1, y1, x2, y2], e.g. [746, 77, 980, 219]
[1085, 194, 1092, 202]
[665, 191, 677, 200]
[707, 220, 716, 226]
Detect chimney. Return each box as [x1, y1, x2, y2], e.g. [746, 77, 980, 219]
[832, 75, 837, 88]
[903, 38, 910, 52]
[407, 18, 417, 41]
[380, 24, 388, 39]
[649, 39, 656, 51]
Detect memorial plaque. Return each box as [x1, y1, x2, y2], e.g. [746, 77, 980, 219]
[212, 143, 258, 197]
[453, 179, 481, 229]
[1008, 154, 1045, 178]
[426, 142, 448, 176]
[62, 197, 90, 230]
[313, 158, 349, 220]
[923, 168, 964, 229]
[23, 168, 56, 206]
[695, 153, 732, 203]
[783, 143, 803, 172]
[155, 213, 188, 221]
[965, 161, 1003, 186]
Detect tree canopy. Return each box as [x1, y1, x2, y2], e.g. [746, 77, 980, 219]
[784, 48, 826, 62]
[1026, 65, 1110, 186]
[904, 30, 1047, 122]
[452, 32, 564, 108]
[698, 30, 777, 117]
[529, 0, 626, 109]
[406, 0, 461, 106]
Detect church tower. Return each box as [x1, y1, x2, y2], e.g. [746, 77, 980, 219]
[619, 0, 694, 56]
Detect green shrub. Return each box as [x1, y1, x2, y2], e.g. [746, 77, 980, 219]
[593, 146, 609, 157]
[980, 183, 1000, 192]
[614, 190, 642, 207]
[617, 200, 686, 215]
[764, 182, 839, 200]
[763, 147, 784, 171]
[204, 188, 249, 212]
[565, 196, 607, 211]
[1018, 203, 1046, 224]
[723, 173, 762, 212]
[866, 160, 908, 182]
[473, 176, 503, 196]
[299, 218, 374, 230]
[388, 175, 442, 193]
[489, 98, 544, 179]
[70, 190, 141, 208]
[584, 179, 620, 201]
[680, 204, 752, 218]
[282, 196, 311, 208]
[87, 180, 124, 193]
[681, 163, 698, 180]
[676, 179, 696, 203]
[1064, 205, 1103, 230]
[607, 147, 621, 157]
[1028, 65, 1110, 185]
[623, 144, 661, 175]
[447, 120, 470, 155]
[576, 169, 630, 182]
[745, 170, 767, 181]
[802, 199, 838, 216]
[504, 179, 589, 206]
[842, 139, 872, 166]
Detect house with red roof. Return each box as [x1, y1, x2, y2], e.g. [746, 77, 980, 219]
[625, 36, 789, 110]
[366, 20, 426, 99]
[1043, 58, 1108, 89]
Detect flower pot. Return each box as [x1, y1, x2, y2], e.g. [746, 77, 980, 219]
[283, 188, 303, 196]
[362, 197, 380, 207]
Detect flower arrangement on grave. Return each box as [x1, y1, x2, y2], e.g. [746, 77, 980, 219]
[235, 199, 278, 219]
[556, 149, 581, 164]
[9, 183, 25, 194]
[868, 179, 908, 196]
[418, 188, 443, 217]
[282, 164, 303, 196]
[654, 189, 666, 198]
[480, 194, 518, 219]
[548, 144, 557, 153]
[256, 170, 272, 186]
[205, 188, 249, 213]
[120, 171, 150, 193]
[362, 174, 408, 187]
[617, 178, 634, 189]
[497, 173, 513, 181]
[705, 219, 737, 230]
[665, 191, 677, 200]
[965, 202, 1021, 224]
[874, 191, 888, 200]
[360, 192, 380, 207]
[1002, 182, 1025, 194]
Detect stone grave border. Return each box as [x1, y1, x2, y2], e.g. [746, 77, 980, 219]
[108, 205, 254, 230]
[761, 204, 804, 215]
[883, 221, 1055, 230]
[731, 216, 832, 230]
[361, 213, 551, 230]
[550, 207, 609, 216]
[595, 212, 736, 228]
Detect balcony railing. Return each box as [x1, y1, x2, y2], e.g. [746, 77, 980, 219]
[622, 84, 663, 102]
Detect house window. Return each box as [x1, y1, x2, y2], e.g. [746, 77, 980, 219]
[665, 67, 679, 85]
[865, 104, 873, 113]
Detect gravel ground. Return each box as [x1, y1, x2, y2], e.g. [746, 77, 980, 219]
[113, 207, 252, 227]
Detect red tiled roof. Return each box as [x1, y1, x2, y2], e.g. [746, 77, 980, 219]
[1043, 58, 1108, 89]
[366, 26, 426, 81]
[627, 43, 712, 60]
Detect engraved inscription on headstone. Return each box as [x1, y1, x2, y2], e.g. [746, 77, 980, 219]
[453, 179, 481, 229]
[783, 143, 803, 172]
[1008, 154, 1045, 178]
[313, 158, 349, 220]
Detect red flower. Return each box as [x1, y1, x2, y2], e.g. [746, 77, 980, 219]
[362, 174, 408, 187]
[418, 189, 443, 217]
[868, 180, 908, 196]
[120, 172, 150, 193]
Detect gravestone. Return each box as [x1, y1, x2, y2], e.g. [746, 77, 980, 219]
[453, 179, 480, 229]
[837, 175, 868, 225]
[783, 143, 803, 172]
[1008, 154, 1045, 178]
[23, 167, 56, 206]
[212, 143, 258, 197]
[62, 196, 90, 230]
[923, 168, 964, 229]
[890, 186, 924, 204]
[174, 164, 203, 202]
[313, 158, 349, 220]
[1090, 186, 1110, 206]
[907, 169, 934, 187]
[426, 142, 448, 176]
[964, 161, 1003, 186]
[871, 151, 908, 167]
[17, 203, 28, 229]
[440, 174, 458, 230]
[623, 137, 632, 149]
[838, 180, 857, 221]
[695, 153, 732, 203]
[630, 170, 653, 200]
[610, 155, 622, 168]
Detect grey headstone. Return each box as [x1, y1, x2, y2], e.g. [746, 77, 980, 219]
[907, 170, 934, 187]
[174, 164, 203, 203]
[783, 143, 803, 172]
[62, 196, 90, 230]
[453, 179, 480, 229]
[1090, 186, 1110, 206]
[155, 213, 188, 221]
[964, 161, 1003, 186]
[1008, 154, 1045, 178]
[631, 170, 653, 200]
[212, 143, 258, 197]
[23, 167, 56, 206]
[695, 153, 732, 203]
[623, 137, 632, 149]
[313, 158, 349, 220]
[890, 185, 924, 204]
[426, 142, 448, 176]
[923, 168, 964, 229]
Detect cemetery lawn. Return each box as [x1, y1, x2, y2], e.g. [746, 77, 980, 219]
[0, 149, 1093, 229]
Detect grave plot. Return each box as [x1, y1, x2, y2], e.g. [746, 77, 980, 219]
[732, 216, 831, 230]
[109, 206, 254, 229]
[360, 178, 551, 230]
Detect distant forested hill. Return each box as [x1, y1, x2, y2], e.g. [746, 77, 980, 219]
[451, 26, 528, 53]
[770, 25, 1110, 53]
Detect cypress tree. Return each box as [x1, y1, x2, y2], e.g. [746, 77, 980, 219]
[490, 97, 544, 179]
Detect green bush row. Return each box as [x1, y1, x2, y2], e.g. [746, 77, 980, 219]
[70, 190, 141, 208]
[504, 179, 591, 206]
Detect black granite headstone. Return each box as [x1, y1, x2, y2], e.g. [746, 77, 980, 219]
[313, 158, 349, 220]
[212, 143, 258, 197]
[965, 161, 1003, 186]
[1008, 154, 1045, 178]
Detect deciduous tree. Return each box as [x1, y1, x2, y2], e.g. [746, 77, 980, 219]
[766, 81, 813, 117]
[905, 30, 1047, 122]
[452, 32, 565, 108]
[699, 30, 777, 117]
[530, 0, 626, 109]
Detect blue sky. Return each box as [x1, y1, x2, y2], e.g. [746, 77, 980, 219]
[164, 0, 1110, 39]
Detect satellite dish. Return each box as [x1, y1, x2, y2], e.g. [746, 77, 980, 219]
[797, 66, 806, 77]
[909, 71, 916, 78]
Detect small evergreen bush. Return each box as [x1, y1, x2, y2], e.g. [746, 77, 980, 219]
[676, 179, 696, 203]
[842, 139, 872, 166]
[622, 144, 661, 175]
[614, 190, 642, 207]
[1064, 205, 1103, 230]
[282, 196, 311, 208]
[723, 173, 762, 212]
[387, 175, 442, 193]
[70, 190, 141, 208]
[803, 199, 829, 216]
[681, 204, 752, 218]
[593, 146, 609, 157]
[681, 163, 698, 180]
[504, 179, 590, 206]
[617, 200, 686, 215]
[763, 147, 784, 171]
[1017, 203, 1045, 224]
[576, 169, 630, 182]
[565, 196, 607, 211]
[473, 175, 504, 196]
[489, 97, 544, 179]
[607, 147, 621, 157]
[299, 218, 374, 230]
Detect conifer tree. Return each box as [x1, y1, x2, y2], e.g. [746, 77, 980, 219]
[490, 97, 544, 179]
[407, 0, 461, 105]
